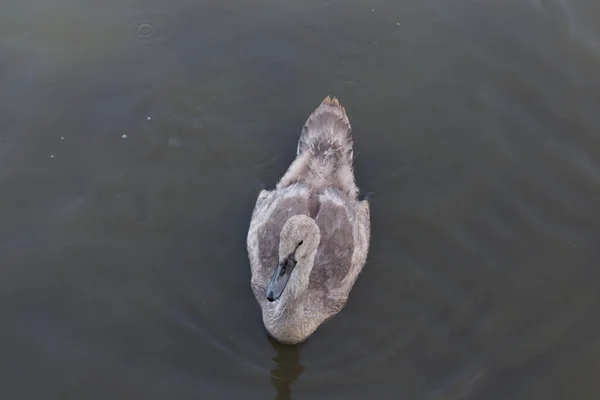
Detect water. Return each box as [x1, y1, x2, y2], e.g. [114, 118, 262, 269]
[1, 0, 600, 399]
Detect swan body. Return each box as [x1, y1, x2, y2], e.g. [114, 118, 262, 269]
[247, 97, 370, 344]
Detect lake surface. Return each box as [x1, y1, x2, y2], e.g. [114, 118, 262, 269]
[1, 0, 600, 399]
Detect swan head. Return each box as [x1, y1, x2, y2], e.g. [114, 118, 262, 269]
[266, 215, 320, 302]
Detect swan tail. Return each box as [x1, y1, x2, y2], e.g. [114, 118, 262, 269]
[297, 96, 353, 162]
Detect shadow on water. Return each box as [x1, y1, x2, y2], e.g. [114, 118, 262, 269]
[268, 336, 305, 400]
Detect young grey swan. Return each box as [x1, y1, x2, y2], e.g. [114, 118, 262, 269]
[247, 96, 371, 344]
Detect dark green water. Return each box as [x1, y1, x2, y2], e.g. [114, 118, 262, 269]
[1, 0, 599, 399]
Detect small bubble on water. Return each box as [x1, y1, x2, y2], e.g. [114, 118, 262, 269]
[397, 22, 400, 26]
[146, 116, 152, 121]
[137, 23, 153, 37]
[122, 134, 127, 139]
[60, 137, 64, 140]
[372, 9, 375, 11]
[50, 154, 55, 158]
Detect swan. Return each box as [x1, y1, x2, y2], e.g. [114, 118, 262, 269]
[247, 96, 370, 344]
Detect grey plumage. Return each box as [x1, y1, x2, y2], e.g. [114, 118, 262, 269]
[247, 97, 370, 344]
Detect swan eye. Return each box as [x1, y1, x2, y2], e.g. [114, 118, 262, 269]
[298, 240, 304, 246]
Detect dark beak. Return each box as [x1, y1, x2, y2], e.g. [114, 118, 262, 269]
[266, 258, 294, 302]
[266, 241, 303, 302]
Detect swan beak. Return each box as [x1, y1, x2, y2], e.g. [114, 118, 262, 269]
[266, 259, 293, 302]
